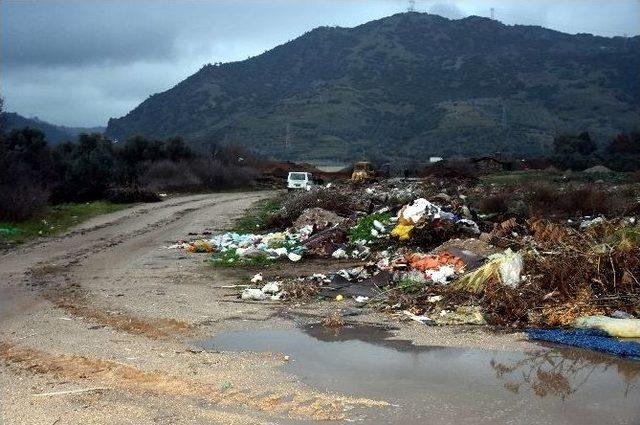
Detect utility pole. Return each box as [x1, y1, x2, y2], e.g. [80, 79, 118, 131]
[490, 7, 495, 20]
[407, 0, 415, 12]
[502, 103, 507, 127]
[284, 123, 291, 150]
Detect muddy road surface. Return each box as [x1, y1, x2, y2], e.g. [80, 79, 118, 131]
[1, 192, 639, 424]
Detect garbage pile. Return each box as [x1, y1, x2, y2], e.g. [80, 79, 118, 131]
[169, 179, 640, 345]
[169, 227, 312, 263]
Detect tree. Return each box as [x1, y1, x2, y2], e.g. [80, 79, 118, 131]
[165, 137, 192, 161]
[52, 134, 115, 202]
[553, 132, 597, 156]
[608, 131, 640, 154]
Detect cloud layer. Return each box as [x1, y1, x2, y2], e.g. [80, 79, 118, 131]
[2, 0, 638, 127]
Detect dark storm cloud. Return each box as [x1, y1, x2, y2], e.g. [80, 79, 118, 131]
[3, 1, 177, 68]
[1, 0, 638, 127]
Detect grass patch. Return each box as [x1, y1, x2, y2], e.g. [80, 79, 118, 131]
[348, 212, 391, 244]
[210, 249, 275, 268]
[233, 198, 282, 233]
[480, 171, 558, 186]
[0, 201, 133, 246]
[396, 276, 424, 293]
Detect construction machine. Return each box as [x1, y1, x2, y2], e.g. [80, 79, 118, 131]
[351, 161, 376, 181]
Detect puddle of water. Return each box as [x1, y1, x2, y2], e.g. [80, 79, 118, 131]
[201, 325, 640, 425]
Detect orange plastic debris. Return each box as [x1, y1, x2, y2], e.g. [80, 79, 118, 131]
[406, 252, 465, 272]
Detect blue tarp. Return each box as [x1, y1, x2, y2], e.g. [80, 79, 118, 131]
[527, 328, 640, 359]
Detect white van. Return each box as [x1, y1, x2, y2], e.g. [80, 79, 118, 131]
[287, 172, 313, 191]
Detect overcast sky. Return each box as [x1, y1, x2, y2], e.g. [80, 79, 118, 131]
[2, 0, 639, 127]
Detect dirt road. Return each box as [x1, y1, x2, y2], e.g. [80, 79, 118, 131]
[3, 192, 636, 425]
[0, 192, 389, 424]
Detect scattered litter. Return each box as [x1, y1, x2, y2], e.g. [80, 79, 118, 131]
[287, 252, 302, 262]
[241, 288, 268, 301]
[453, 248, 522, 292]
[169, 177, 639, 333]
[435, 307, 486, 326]
[261, 281, 280, 294]
[331, 248, 347, 259]
[403, 311, 436, 326]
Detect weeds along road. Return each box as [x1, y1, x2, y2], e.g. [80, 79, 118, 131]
[0, 191, 386, 424]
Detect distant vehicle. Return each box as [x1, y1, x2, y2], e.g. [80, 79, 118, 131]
[351, 161, 375, 181]
[287, 172, 314, 191]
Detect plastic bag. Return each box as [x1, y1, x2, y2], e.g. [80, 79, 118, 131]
[453, 249, 522, 292]
[391, 224, 414, 240]
[574, 315, 640, 338]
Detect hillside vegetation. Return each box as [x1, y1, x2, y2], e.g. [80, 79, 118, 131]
[106, 12, 640, 162]
[2, 112, 105, 144]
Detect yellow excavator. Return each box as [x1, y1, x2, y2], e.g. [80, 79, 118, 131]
[351, 161, 376, 182]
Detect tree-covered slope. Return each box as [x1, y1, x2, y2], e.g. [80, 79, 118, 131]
[2, 112, 105, 144]
[106, 12, 640, 162]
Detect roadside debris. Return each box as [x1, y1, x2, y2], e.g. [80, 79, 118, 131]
[168, 177, 640, 355]
[574, 315, 640, 338]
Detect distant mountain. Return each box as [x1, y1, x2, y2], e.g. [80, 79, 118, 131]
[2, 112, 105, 144]
[106, 12, 640, 162]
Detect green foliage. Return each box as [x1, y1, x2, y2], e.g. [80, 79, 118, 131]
[348, 212, 391, 244]
[553, 132, 597, 156]
[209, 249, 274, 268]
[233, 199, 282, 233]
[396, 276, 424, 293]
[0, 201, 131, 246]
[106, 13, 640, 162]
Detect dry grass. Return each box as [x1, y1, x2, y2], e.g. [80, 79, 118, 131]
[322, 313, 345, 328]
[49, 293, 193, 339]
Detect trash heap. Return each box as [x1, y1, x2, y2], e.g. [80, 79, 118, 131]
[169, 179, 640, 347]
[169, 227, 312, 263]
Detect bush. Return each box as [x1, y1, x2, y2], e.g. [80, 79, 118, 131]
[523, 183, 637, 218]
[478, 193, 510, 214]
[105, 187, 162, 204]
[422, 159, 479, 181]
[189, 159, 258, 190]
[0, 177, 49, 221]
[141, 160, 201, 192]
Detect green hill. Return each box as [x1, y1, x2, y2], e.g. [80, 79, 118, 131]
[2, 112, 105, 144]
[106, 12, 640, 162]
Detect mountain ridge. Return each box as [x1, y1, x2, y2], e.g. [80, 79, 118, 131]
[106, 12, 640, 162]
[2, 112, 106, 144]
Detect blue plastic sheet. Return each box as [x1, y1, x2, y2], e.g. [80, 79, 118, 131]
[527, 328, 640, 359]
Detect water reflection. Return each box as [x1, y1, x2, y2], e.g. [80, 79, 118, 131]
[490, 346, 640, 399]
[202, 325, 640, 424]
